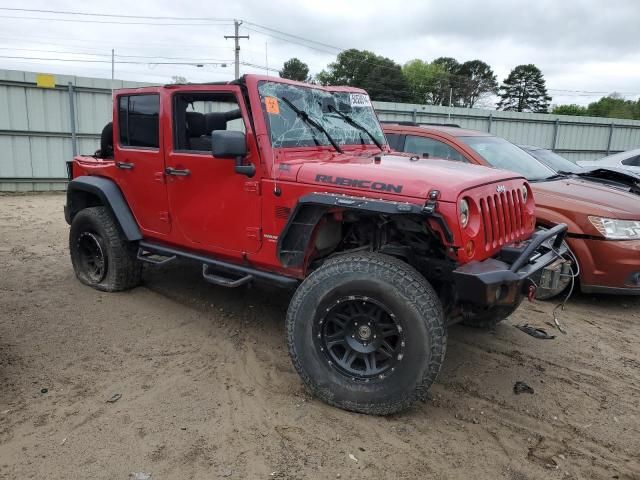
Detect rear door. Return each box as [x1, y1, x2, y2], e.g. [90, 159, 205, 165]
[164, 87, 262, 254]
[113, 92, 171, 235]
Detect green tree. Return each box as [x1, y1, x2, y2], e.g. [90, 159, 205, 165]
[402, 59, 449, 104]
[279, 58, 311, 82]
[170, 75, 187, 84]
[457, 60, 498, 107]
[497, 64, 552, 112]
[317, 49, 411, 102]
[432, 57, 461, 106]
[586, 94, 636, 119]
[552, 104, 588, 116]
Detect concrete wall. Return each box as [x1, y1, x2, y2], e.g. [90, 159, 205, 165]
[2, 68, 640, 191]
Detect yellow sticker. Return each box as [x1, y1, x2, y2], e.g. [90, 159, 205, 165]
[265, 96, 280, 114]
[36, 73, 56, 89]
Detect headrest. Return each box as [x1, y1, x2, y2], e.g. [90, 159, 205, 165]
[186, 111, 207, 136]
[205, 112, 228, 133]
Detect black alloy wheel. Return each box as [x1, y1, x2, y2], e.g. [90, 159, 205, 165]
[315, 296, 405, 380]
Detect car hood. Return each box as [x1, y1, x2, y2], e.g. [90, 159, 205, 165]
[532, 177, 640, 219]
[578, 159, 640, 173]
[290, 152, 525, 202]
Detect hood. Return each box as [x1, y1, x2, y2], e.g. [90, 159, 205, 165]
[291, 152, 524, 202]
[532, 177, 640, 219]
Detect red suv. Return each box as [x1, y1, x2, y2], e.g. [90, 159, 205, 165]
[64, 76, 566, 414]
[384, 123, 640, 298]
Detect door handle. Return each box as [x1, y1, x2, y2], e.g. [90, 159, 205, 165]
[165, 167, 191, 177]
[116, 161, 134, 170]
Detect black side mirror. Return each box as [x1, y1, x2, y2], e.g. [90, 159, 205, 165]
[211, 130, 255, 177]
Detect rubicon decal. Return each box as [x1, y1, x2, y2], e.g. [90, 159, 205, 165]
[315, 174, 403, 193]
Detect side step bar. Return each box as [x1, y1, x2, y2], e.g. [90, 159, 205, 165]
[202, 264, 253, 288]
[138, 241, 299, 288]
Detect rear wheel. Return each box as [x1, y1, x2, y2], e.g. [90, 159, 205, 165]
[69, 206, 142, 292]
[286, 253, 446, 415]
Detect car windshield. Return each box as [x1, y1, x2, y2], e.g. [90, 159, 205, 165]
[258, 81, 386, 149]
[459, 136, 556, 181]
[521, 147, 582, 173]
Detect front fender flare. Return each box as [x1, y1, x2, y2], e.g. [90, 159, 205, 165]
[276, 193, 427, 268]
[65, 176, 142, 241]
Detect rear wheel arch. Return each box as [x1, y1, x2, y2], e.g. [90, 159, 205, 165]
[66, 176, 142, 241]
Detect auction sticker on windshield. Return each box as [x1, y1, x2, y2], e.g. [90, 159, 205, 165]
[350, 93, 372, 108]
[265, 96, 280, 114]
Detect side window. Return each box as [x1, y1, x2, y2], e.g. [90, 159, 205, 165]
[621, 155, 640, 167]
[118, 94, 160, 148]
[404, 135, 467, 162]
[173, 93, 246, 152]
[386, 133, 404, 151]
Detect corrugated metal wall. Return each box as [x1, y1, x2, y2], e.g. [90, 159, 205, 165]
[374, 101, 640, 162]
[2, 68, 640, 191]
[0, 69, 147, 192]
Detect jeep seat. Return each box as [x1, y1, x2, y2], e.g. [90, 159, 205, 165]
[185, 111, 210, 151]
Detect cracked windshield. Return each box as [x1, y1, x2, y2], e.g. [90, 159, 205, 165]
[258, 81, 385, 149]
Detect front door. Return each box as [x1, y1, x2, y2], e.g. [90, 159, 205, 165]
[164, 88, 262, 254]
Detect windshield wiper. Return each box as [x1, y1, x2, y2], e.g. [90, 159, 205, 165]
[327, 105, 384, 152]
[280, 97, 343, 154]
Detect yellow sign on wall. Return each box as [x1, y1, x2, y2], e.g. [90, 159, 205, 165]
[36, 73, 56, 88]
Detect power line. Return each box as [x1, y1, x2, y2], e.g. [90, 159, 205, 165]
[0, 7, 233, 21]
[0, 55, 231, 66]
[0, 14, 232, 26]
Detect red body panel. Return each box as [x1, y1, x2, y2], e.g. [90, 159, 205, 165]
[71, 75, 537, 279]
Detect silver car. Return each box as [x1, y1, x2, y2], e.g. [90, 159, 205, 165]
[578, 148, 640, 174]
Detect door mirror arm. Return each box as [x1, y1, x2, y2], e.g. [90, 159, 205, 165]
[235, 155, 255, 178]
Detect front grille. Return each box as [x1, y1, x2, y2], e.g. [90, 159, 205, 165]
[479, 188, 526, 250]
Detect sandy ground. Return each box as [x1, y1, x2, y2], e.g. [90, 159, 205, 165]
[0, 193, 638, 480]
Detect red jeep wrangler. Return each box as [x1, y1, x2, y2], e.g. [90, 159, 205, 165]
[65, 75, 567, 414]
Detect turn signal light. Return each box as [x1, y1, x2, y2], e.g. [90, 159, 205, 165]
[465, 240, 475, 258]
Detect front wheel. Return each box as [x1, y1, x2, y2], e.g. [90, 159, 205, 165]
[286, 253, 446, 415]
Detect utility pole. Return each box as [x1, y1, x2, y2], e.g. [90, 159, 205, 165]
[111, 48, 115, 96]
[225, 20, 249, 80]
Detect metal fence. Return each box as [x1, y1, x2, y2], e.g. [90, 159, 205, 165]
[2, 68, 640, 191]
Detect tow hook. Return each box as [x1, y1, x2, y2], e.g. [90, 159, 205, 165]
[526, 283, 537, 302]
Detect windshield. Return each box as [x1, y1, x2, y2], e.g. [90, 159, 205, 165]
[459, 136, 556, 181]
[258, 81, 386, 149]
[522, 147, 582, 173]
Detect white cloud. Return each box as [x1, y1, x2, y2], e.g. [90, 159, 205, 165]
[0, 0, 638, 106]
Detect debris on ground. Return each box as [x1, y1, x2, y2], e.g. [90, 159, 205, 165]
[106, 393, 122, 403]
[516, 324, 556, 339]
[348, 453, 358, 463]
[514, 381, 535, 395]
[129, 473, 152, 480]
[40, 388, 48, 394]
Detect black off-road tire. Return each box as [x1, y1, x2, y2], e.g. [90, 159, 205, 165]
[286, 252, 446, 415]
[69, 206, 142, 292]
[460, 301, 522, 329]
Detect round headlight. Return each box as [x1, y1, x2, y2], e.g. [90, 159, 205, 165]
[459, 198, 470, 228]
[521, 185, 528, 202]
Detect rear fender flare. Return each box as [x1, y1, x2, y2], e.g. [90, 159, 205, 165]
[65, 176, 142, 241]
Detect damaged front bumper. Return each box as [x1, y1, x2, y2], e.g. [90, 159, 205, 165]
[452, 223, 569, 307]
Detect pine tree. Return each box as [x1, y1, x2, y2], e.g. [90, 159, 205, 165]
[497, 64, 552, 113]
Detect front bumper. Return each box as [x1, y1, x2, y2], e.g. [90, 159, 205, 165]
[452, 224, 568, 306]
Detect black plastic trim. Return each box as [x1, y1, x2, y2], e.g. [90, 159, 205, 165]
[65, 176, 142, 241]
[276, 193, 426, 268]
[452, 224, 568, 306]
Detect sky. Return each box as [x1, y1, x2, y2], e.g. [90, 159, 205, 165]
[1, 0, 639, 108]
